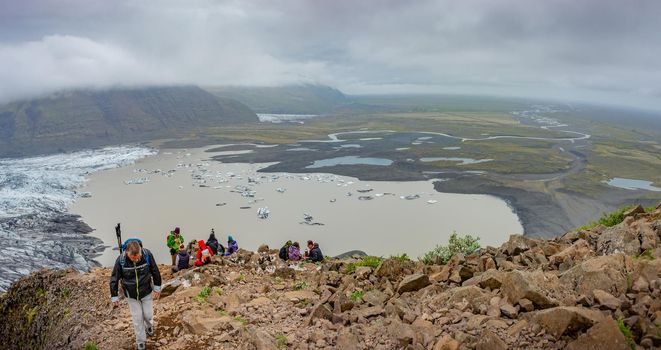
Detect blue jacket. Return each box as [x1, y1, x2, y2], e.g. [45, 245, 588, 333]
[225, 240, 238, 256]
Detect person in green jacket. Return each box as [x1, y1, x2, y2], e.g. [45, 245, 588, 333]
[167, 227, 184, 266]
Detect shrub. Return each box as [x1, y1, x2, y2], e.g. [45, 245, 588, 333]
[420, 232, 480, 265]
[578, 205, 636, 231]
[293, 281, 309, 290]
[196, 286, 212, 303]
[350, 290, 364, 302]
[275, 334, 287, 348]
[617, 317, 635, 350]
[84, 342, 99, 350]
[389, 253, 410, 262]
[346, 256, 383, 273]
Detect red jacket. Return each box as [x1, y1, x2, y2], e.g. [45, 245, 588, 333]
[195, 240, 214, 266]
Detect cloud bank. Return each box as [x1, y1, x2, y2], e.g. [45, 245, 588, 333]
[1, 0, 661, 110]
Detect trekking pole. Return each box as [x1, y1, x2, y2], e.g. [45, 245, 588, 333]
[115, 223, 122, 253]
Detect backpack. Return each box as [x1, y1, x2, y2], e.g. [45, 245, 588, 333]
[207, 240, 219, 255]
[119, 238, 151, 267]
[279, 246, 289, 260]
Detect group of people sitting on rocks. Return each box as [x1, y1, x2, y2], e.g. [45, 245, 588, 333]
[279, 239, 324, 262]
[166, 227, 239, 272]
[111, 226, 327, 350]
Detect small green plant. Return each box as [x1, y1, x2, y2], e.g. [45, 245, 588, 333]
[234, 315, 248, 325]
[617, 317, 635, 350]
[346, 256, 384, 273]
[578, 205, 636, 231]
[633, 249, 654, 261]
[212, 286, 223, 295]
[350, 290, 364, 302]
[63, 307, 70, 320]
[297, 298, 312, 307]
[275, 334, 287, 348]
[217, 309, 229, 317]
[420, 232, 481, 265]
[293, 281, 309, 290]
[196, 286, 212, 303]
[25, 306, 38, 326]
[61, 288, 70, 299]
[274, 276, 282, 284]
[84, 341, 99, 350]
[36, 287, 46, 300]
[389, 253, 410, 262]
[238, 273, 246, 282]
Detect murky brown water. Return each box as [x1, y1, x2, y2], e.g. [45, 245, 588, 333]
[69, 146, 523, 266]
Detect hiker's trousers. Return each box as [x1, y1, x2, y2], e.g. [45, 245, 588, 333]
[127, 294, 153, 344]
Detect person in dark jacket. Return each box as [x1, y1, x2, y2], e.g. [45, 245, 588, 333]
[172, 244, 190, 272]
[110, 240, 161, 350]
[279, 240, 292, 261]
[307, 242, 324, 262]
[206, 230, 220, 255]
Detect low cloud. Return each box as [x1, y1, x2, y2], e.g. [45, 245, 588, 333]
[1, 0, 660, 110]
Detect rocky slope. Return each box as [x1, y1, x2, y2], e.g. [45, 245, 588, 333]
[1, 203, 661, 350]
[0, 86, 258, 158]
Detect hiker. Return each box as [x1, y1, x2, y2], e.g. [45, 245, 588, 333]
[307, 242, 324, 262]
[166, 227, 185, 266]
[224, 235, 238, 256]
[279, 240, 292, 261]
[195, 240, 214, 266]
[110, 239, 161, 350]
[288, 241, 302, 261]
[172, 244, 190, 272]
[206, 229, 224, 256]
[304, 240, 314, 259]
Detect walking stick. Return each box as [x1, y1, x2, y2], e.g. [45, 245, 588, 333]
[115, 223, 122, 253]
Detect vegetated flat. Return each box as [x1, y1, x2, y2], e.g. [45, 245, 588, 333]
[69, 146, 523, 266]
[157, 98, 661, 236]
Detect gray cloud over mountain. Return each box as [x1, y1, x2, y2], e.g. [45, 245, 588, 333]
[1, 0, 660, 109]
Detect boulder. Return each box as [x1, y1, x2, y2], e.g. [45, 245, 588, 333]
[248, 327, 278, 350]
[307, 303, 333, 324]
[374, 259, 416, 280]
[283, 290, 319, 303]
[592, 289, 621, 310]
[560, 254, 630, 296]
[566, 318, 629, 350]
[433, 335, 460, 350]
[500, 303, 519, 319]
[549, 239, 592, 266]
[274, 267, 296, 279]
[500, 270, 558, 309]
[597, 224, 641, 256]
[532, 306, 604, 338]
[397, 274, 431, 294]
[623, 204, 645, 218]
[462, 269, 504, 290]
[475, 329, 507, 350]
[354, 266, 372, 280]
[431, 286, 491, 312]
[363, 289, 388, 307]
[181, 310, 232, 334]
[501, 234, 538, 256]
[336, 328, 360, 350]
[354, 305, 384, 319]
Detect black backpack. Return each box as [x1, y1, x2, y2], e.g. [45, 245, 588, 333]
[279, 246, 289, 260]
[207, 240, 219, 255]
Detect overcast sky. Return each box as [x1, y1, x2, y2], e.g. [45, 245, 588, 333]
[1, 0, 661, 110]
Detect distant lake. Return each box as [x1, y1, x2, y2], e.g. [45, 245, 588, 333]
[420, 157, 492, 165]
[306, 156, 393, 169]
[606, 178, 661, 192]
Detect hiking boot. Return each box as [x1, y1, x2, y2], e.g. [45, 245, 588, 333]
[146, 326, 154, 337]
[137, 343, 146, 350]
